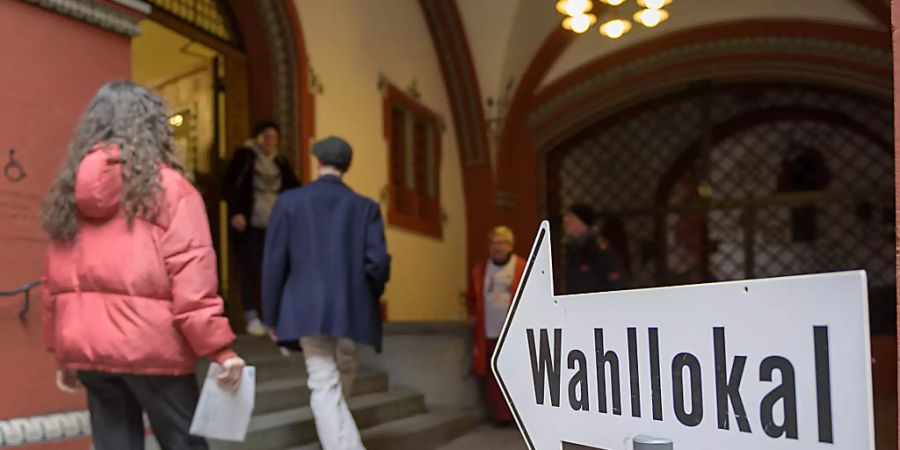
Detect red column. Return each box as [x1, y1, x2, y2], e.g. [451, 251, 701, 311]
[0, 1, 130, 419]
[495, 28, 574, 256]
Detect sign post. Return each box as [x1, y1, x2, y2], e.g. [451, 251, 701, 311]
[632, 435, 672, 450]
[493, 221, 874, 450]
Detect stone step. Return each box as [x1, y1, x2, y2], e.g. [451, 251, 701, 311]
[231, 334, 279, 358]
[283, 409, 479, 450]
[198, 354, 307, 384]
[209, 389, 426, 450]
[248, 355, 307, 384]
[231, 335, 296, 357]
[255, 371, 389, 414]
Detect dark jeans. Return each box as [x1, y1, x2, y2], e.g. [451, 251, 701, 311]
[77, 371, 207, 450]
[236, 227, 266, 314]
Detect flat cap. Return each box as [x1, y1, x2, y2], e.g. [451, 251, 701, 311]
[312, 136, 353, 169]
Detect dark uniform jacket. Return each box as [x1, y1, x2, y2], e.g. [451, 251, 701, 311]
[223, 145, 300, 228]
[564, 232, 625, 295]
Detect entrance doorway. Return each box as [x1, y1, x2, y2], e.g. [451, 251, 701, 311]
[132, 17, 233, 314]
[128, 0, 311, 331]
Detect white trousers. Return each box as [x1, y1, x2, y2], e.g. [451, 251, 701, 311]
[300, 336, 365, 450]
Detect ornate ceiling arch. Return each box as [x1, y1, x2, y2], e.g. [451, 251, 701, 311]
[528, 20, 892, 151]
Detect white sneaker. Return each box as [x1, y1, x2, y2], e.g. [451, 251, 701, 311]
[246, 318, 267, 337]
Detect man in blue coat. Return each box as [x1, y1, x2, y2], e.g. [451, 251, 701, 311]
[262, 136, 390, 450]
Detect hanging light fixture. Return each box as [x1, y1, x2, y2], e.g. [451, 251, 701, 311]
[634, 8, 669, 27]
[599, 19, 632, 39]
[557, 0, 673, 38]
[636, 0, 671, 9]
[563, 13, 598, 34]
[556, 0, 593, 16]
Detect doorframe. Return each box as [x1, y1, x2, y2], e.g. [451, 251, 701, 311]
[139, 0, 315, 328]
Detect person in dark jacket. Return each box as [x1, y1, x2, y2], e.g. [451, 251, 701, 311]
[223, 120, 300, 336]
[562, 203, 625, 295]
[262, 136, 390, 450]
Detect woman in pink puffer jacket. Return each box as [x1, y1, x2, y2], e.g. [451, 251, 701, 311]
[41, 81, 244, 450]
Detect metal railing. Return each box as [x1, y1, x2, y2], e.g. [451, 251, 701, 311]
[0, 280, 40, 322]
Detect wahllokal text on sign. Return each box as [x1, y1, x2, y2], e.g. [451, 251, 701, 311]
[526, 326, 831, 441]
[492, 222, 874, 450]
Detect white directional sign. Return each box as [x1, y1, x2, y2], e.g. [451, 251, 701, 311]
[493, 222, 874, 450]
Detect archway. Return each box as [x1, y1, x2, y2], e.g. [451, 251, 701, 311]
[494, 20, 892, 255]
[546, 82, 893, 289]
[534, 30, 896, 447]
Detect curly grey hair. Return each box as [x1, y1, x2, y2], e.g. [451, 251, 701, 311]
[42, 80, 185, 241]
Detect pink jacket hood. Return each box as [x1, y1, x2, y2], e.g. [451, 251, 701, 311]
[75, 145, 122, 220]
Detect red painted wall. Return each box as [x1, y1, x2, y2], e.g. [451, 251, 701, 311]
[496, 28, 573, 256]
[0, 1, 130, 420]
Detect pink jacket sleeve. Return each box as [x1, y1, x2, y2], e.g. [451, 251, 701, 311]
[160, 189, 236, 363]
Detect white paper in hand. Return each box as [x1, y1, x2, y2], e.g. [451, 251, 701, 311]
[189, 364, 255, 442]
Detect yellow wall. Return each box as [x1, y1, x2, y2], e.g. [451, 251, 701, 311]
[151, 68, 216, 176]
[296, 0, 468, 322]
[132, 20, 219, 177]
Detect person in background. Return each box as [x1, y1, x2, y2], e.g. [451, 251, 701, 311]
[562, 203, 625, 294]
[466, 226, 526, 426]
[41, 81, 244, 450]
[224, 120, 300, 336]
[262, 136, 391, 450]
[600, 216, 631, 282]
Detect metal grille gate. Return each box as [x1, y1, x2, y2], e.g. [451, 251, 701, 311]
[546, 82, 895, 332]
[148, 0, 239, 44]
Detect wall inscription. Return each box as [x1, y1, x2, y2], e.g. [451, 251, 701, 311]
[4, 149, 26, 183]
[0, 147, 43, 242]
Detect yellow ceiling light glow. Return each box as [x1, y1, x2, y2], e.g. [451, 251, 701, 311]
[599, 19, 632, 39]
[637, 0, 672, 9]
[634, 8, 669, 28]
[563, 13, 598, 34]
[169, 114, 185, 128]
[556, 0, 593, 16]
[599, 0, 626, 5]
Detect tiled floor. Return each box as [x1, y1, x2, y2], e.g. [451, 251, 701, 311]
[444, 409, 900, 450]
[437, 425, 527, 450]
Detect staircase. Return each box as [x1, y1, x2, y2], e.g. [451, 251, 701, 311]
[195, 336, 477, 450]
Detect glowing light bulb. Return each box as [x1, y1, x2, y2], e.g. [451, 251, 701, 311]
[637, 0, 672, 9]
[600, 0, 626, 5]
[698, 182, 714, 198]
[634, 8, 669, 27]
[563, 13, 597, 34]
[599, 19, 632, 39]
[169, 114, 184, 127]
[556, 0, 593, 16]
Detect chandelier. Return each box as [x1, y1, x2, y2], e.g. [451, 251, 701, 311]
[557, 0, 672, 39]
